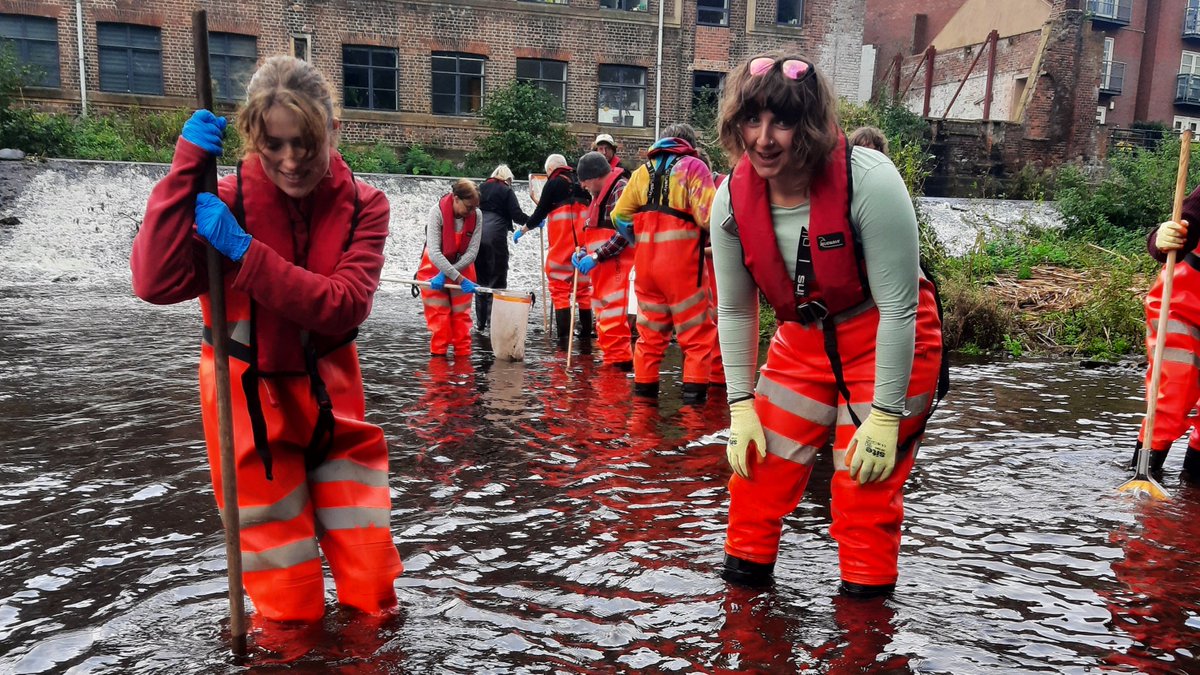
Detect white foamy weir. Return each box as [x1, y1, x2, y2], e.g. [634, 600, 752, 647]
[0, 159, 1064, 289]
[0, 159, 545, 300]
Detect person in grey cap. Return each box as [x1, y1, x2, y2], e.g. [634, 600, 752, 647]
[573, 151, 636, 370]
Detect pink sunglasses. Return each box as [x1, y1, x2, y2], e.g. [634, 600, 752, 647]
[749, 57, 813, 82]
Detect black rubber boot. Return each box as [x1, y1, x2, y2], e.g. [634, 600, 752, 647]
[1129, 445, 1168, 482]
[634, 381, 659, 398]
[555, 308, 571, 350]
[721, 553, 774, 588]
[577, 310, 593, 354]
[612, 360, 633, 372]
[839, 581, 896, 598]
[1182, 447, 1200, 485]
[681, 382, 708, 405]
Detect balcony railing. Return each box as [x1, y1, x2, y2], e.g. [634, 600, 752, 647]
[1186, 6, 1200, 39]
[1100, 60, 1126, 94]
[1177, 73, 1200, 106]
[1087, 0, 1132, 26]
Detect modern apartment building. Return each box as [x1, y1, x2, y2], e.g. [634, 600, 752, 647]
[0, 0, 866, 154]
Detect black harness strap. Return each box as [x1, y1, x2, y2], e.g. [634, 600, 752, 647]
[234, 162, 273, 480]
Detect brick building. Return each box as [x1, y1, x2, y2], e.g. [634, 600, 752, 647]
[861, 0, 1111, 194]
[0, 0, 866, 155]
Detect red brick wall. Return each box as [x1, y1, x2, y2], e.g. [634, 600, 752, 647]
[5, 0, 865, 156]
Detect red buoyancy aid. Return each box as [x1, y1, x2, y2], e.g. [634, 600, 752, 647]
[439, 193, 477, 263]
[728, 133, 868, 323]
[587, 168, 625, 232]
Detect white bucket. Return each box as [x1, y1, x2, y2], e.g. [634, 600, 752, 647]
[490, 290, 533, 361]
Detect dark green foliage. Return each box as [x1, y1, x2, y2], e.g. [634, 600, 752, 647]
[690, 89, 730, 174]
[468, 81, 573, 176]
[1055, 136, 1200, 246]
[839, 98, 933, 197]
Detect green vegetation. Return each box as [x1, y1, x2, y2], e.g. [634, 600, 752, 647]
[467, 80, 574, 176]
[934, 226, 1152, 359]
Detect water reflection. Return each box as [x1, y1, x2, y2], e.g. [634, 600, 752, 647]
[1, 160, 1199, 671]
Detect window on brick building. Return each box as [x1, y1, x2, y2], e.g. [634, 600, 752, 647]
[0, 14, 59, 87]
[698, 0, 729, 26]
[600, 0, 648, 10]
[597, 65, 645, 127]
[432, 53, 485, 115]
[343, 45, 398, 111]
[292, 34, 311, 62]
[777, 0, 803, 25]
[209, 33, 256, 102]
[97, 23, 162, 95]
[516, 58, 567, 109]
[518, 0, 568, 5]
[692, 71, 723, 107]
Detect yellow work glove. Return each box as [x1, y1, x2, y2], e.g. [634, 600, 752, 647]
[845, 408, 902, 485]
[727, 399, 767, 479]
[1155, 219, 1188, 252]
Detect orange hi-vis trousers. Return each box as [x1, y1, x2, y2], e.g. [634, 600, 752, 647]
[1142, 257, 1200, 451]
[705, 254, 725, 385]
[725, 279, 942, 587]
[418, 253, 475, 356]
[199, 340, 403, 622]
[632, 212, 716, 386]
[546, 202, 592, 311]
[585, 227, 635, 364]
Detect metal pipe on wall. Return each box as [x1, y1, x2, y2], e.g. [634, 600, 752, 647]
[654, 0, 664, 138]
[76, 0, 87, 116]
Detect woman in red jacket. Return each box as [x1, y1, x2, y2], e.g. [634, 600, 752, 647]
[131, 56, 403, 623]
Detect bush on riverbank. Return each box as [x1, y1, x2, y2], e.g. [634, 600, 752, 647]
[933, 226, 1152, 359]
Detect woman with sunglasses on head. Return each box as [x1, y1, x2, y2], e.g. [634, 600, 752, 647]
[710, 53, 943, 596]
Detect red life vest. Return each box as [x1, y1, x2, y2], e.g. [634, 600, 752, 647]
[727, 133, 868, 323]
[438, 192, 476, 263]
[587, 168, 624, 232]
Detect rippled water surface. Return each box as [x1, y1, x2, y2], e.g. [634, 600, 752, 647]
[1, 161, 1199, 674]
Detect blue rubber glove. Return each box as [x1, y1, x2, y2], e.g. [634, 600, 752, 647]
[572, 250, 597, 275]
[512, 228, 524, 244]
[181, 109, 227, 156]
[429, 271, 446, 291]
[459, 278, 478, 294]
[195, 192, 252, 261]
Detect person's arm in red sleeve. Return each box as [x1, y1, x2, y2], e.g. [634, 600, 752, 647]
[232, 184, 389, 335]
[131, 137, 214, 304]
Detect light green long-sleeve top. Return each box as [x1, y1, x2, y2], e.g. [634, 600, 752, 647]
[709, 146, 921, 414]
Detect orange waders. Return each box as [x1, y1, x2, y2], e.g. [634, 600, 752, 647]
[546, 201, 592, 312]
[1140, 257, 1200, 478]
[725, 278, 943, 589]
[199, 293, 403, 622]
[631, 163, 716, 392]
[585, 228, 635, 364]
[417, 254, 475, 357]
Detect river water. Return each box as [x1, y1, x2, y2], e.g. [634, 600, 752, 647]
[0, 161, 1197, 674]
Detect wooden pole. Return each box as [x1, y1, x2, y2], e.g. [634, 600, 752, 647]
[192, 9, 246, 656]
[566, 265, 579, 369]
[540, 228, 549, 332]
[1121, 129, 1192, 500]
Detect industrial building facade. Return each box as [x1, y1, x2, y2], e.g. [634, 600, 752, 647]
[0, 0, 866, 154]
